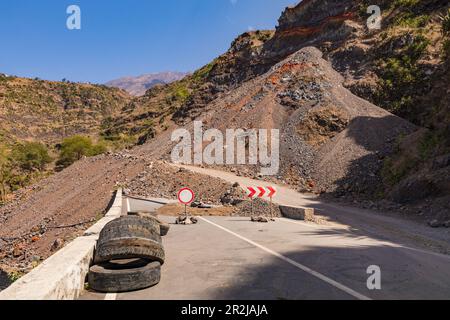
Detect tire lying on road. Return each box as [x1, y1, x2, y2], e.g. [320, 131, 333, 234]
[88, 259, 161, 293]
[131, 212, 170, 236]
[103, 215, 161, 234]
[159, 222, 170, 236]
[94, 216, 165, 264]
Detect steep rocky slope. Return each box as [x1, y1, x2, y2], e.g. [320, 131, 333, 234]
[106, 72, 188, 96]
[135, 0, 450, 215]
[137, 47, 415, 200]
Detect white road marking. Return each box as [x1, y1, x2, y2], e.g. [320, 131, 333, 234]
[104, 293, 117, 300]
[199, 217, 372, 300]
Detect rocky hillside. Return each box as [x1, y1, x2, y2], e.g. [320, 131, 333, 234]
[0, 75, 131, 145]
[2, 0, 450, 283]
[2, 0, 449, 218]
[133, 0, 450, 219]
[137, 47, 415, 202]
[106, 72, 188, 96]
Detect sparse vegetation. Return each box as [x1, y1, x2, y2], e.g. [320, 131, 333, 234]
[381, 157, 412, 186]
[253, 30, 274, 43]
[392, 0, 420, 8]
[56, 135, 108, 170]
[439, 8, 450, 35]
[0, 141, 53, 201]
[443, 39, 450, 58]
[8, 271, 24, 283]
[395, 14, 430, 28]
[191, 60, 216, 83]
[376, 35, 429, 114]
[381, 134, 418, 186]
[418, 131, 440, 160]
[11, 142, 52, 172]
[0, 144, 11, 203]
[170, 83, 191, 104]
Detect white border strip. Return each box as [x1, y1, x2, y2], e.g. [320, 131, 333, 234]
[104, 293, 117, 300]
[199, 217, 372, 300]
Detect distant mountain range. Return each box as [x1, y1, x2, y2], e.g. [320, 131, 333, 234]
[105, 72, 189, 96]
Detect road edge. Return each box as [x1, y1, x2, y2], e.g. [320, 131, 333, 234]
[0, 188, 123, 300]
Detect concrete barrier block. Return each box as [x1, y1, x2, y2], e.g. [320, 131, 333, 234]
[279, 205, 315, 221]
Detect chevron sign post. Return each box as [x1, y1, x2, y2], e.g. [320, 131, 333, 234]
[246, 186, 277, 217]
[246, 186, 276, 199]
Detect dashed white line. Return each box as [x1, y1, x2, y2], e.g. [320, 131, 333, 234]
[199, 216, 372, 300]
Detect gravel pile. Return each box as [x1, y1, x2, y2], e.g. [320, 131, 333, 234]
[233, 198, 281, 217]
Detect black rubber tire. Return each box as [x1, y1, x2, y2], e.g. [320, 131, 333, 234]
[98, 217, 162, 244]
[132, 213, 170, 237]
[88, 259, 161, 293]
[99, 216, 160, 239]
[160, 223, 170, 236]
[95, 217, 164, 264]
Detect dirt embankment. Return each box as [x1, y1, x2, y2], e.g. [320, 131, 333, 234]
[0, 151, 241, 279]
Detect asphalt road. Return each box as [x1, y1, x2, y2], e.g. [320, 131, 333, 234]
[80, 215, 450, 300]
[173, 165, 450, 255]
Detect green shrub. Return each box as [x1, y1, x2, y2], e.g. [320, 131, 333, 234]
[392, 0, 420, 8]
[173, 85, 190, 103]
[418, 131, 440, 160]
[376, 35, 429, 114]
[191, 60, 216, 83]
[443, 39, 450, 58]
[440, 8, 450, 35]
[381, 156, 417, 186]
[395, 14, 429, 28]
[11, 142, 52, 171]
[0, 144, 11, 202]
[56, 135, 107, 170]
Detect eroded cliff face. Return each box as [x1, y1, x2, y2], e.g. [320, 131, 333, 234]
[167, 0, 450, 221]
[271, 0, 358, 50]
[172, 1, 362, 122]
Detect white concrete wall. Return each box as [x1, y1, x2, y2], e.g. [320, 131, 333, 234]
[0, 188, 123, 300]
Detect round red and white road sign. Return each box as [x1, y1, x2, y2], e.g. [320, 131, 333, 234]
[177, 188, 195, 205]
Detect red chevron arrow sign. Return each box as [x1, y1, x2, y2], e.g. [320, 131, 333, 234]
[246, 186, 277, 199]
[247, 187, 256, 198]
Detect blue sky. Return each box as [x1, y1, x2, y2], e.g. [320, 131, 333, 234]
[0, 0, 296, 84]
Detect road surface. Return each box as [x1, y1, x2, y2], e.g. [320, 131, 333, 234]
[80, 166, 450, 300]
[174, 165, 450, 255]
[81, 215, 450, 300]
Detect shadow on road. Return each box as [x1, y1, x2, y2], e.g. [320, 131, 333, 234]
[206, 242, 450, 300]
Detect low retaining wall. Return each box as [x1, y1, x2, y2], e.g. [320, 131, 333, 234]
[279, 205, 315, 221]
[0, 188, 123, 300]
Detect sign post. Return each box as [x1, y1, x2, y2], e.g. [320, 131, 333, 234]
[267, 186, 276, 218]
[247, 187, 256, 216]
[177, 188, 195, 219]
[246, 186, 277, 220]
